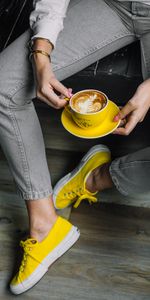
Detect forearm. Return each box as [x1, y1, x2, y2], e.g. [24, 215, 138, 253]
[29, 0, 71, 109]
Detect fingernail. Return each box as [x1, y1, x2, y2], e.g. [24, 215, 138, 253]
[68, 88, 73, 97]
[114, 115, 119, 122]
[69, 92, 73, 97]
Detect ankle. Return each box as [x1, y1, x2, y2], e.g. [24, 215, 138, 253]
[86, 162, 113, 193]
[85, 171, 98, 193]
[26, 196, 58, 242]
[30, 215, 58, 242]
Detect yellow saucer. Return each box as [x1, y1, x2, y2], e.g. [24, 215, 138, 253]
[61, 100, 120, 139]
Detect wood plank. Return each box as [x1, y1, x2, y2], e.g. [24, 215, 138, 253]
[0, 203, 150, 299]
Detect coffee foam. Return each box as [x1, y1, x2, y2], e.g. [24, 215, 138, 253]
[72, 92, 106, 114]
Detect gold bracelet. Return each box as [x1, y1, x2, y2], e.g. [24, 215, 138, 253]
[29, 50, 51, 62]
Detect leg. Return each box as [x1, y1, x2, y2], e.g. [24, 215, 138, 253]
[0, 30, 52, 201]
[53, 145, 112, 209]
[0, 32, 80, 294]
[26, 197, 57, 241]
[0, 30, 57, 235]
[52, 0, 136, 81]
[109, 147, 150, 196]
[86, 147, 150, 196]
[133, 3, 150, 79]
[1, 0, 133, 200]
[53, 146, 150, 209]
[113, 1, 150, 79]
[140, 32, 150, 79]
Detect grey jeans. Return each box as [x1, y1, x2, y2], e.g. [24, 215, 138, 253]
[0, 0, 150, 200]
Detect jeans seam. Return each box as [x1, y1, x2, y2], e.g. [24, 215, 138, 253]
[112, 160, 150, 170]
[7, 93, 33, 195]
[53, 32, 134, 71]
[9, 84, 33, 107]
[7, 82, 25, 99]
[18, 188, 52, 200]
[141, 38, 150, 75]
[109, 165, 128, 196]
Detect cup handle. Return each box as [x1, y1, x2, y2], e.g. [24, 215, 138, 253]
[64, 104, 72, 115]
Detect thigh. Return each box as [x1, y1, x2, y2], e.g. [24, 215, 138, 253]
[140, 33, 150, 79]
[131, 3, 150, 79]
[0, 30, 35, 104]
[52, 0, 135, 81]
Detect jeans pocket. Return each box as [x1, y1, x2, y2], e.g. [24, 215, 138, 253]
[9, 84, 35, 108]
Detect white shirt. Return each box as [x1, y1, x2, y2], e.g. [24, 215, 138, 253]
[30, 0, 70, 47]
[29, 0, 150, 48]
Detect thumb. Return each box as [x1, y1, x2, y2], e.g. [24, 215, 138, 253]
[114, 101, 134, 121]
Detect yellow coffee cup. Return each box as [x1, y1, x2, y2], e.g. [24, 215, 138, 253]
[65, 89, 109, 129]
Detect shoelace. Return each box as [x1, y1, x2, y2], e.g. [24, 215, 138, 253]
[19, 239, 38, 273]
[73, 193, 97, 208]
[64, 185, 98, 208]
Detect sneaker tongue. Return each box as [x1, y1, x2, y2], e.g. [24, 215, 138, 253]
[84, 172, 98, 195]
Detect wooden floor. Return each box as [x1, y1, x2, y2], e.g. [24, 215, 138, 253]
[0, 102, 150, 299]
[0, 202, 150, 300]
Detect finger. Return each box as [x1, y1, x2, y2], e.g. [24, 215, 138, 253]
[118, 118, 127, 127]
[38, 87, 67, 108]
[68, 88, 73, 97]
[113, 100, 134, 121]
[46, 88, 67, 108]
[51, 78, 71, 98]
[60, 88, 73, 100]
[113, 115, 138, 135]
[139, 112, 147, 122]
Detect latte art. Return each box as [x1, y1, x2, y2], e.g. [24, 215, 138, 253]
[72, 91, 106, 114]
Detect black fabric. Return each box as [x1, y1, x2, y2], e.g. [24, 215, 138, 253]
[0, 0, 32, 51]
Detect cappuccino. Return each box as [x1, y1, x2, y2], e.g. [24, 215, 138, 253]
[71, 91, 106, 114]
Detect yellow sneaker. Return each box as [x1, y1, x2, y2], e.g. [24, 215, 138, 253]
[10, 216, 80, 295]
[53, 145, 111, 209]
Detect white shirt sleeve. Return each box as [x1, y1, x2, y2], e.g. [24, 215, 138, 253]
[29, 0, 70, 47]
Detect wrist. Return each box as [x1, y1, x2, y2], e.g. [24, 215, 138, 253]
[32, 38, 53, 54]
[32, 52, 51, 69]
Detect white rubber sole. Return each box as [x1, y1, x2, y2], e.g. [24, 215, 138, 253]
[53, 144, 110, 209]
[10, 226, 80, 295]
